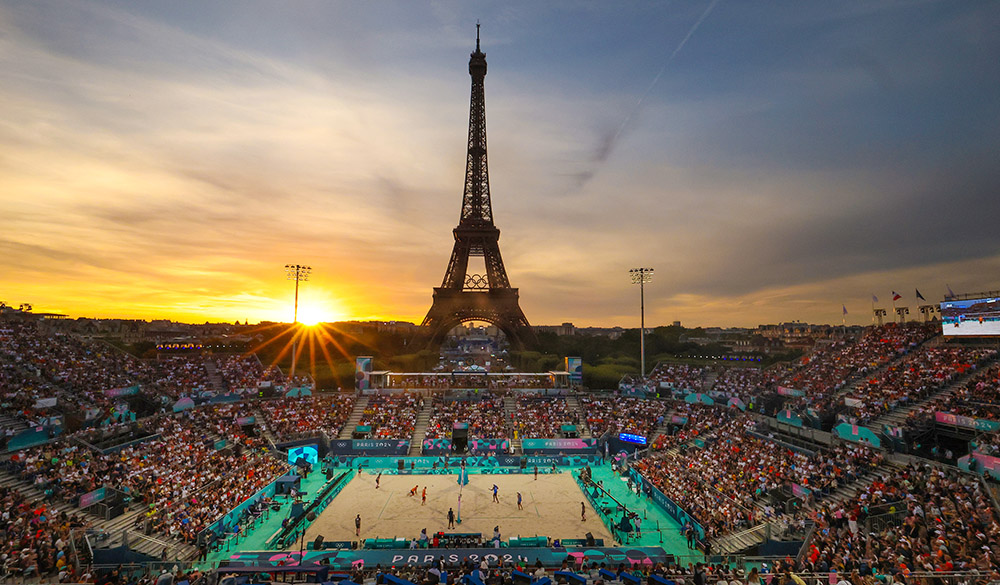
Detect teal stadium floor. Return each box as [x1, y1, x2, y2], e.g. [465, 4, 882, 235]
[204, 461, 702, 567]
[586, 465, 702, 565]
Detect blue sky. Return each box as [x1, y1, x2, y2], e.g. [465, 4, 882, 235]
[0, 1, 998, 327]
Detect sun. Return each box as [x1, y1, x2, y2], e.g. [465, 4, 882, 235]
[296, 305, 329, 326]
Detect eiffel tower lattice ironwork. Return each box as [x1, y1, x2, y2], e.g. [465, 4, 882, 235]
[417, 26, 537, 350]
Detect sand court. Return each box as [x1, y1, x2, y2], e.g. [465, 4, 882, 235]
[303, 472, 613, 546]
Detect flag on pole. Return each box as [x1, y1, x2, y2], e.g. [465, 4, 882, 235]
[842, 305, 848, 316]
[872, 294, 879, 303]
[892, 291, 902, 301]
[915, 289, 926, 301]
[946, 284, 956, 299]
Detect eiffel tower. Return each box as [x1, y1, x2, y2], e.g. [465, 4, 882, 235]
[417, 26, 537, 351]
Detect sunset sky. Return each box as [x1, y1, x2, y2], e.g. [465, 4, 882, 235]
[1, 1, 998, 328]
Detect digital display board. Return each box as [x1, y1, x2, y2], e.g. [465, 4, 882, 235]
[618, 432, 647, 445]
[941, 297, 1000, 336]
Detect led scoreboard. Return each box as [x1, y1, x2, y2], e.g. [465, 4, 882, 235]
[618, 432, 647, 445]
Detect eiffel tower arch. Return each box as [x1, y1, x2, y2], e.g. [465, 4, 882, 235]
[416, 27, 537, 351]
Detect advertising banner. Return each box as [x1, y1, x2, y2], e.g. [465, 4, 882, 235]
[777, 409, 804, 428]
[173, 397, 195, 412]
[421, 438, 510, 455]
[236, 416, 257, 426]
[777, 386, 805, 397]
[683, 393, 714, 405]
[79, 486, 106, 508]
[935, 412, 1000, 432]
[225, 545, 671, 570]
[521, 438, 598, 454]
[329, 439, 409, 456]
[355, 356, 373, 391]
[833, 423, 881, 448]
[325, 454, 601, 470]
[33, 397, 58, 409]
[105, 385, 139, 398]
[209, 393, 242, 404]
[565, 357, 583, 385]
[963, 451, 1000, 480]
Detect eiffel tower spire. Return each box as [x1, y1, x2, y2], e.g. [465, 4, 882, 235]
[439, 25, 510, 291]
[461, 21, 492, 226]
[416, 27, 537, 351]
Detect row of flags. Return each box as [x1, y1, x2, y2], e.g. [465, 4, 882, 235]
[842, 286, 956, 316]
[872, 288, 926, 303]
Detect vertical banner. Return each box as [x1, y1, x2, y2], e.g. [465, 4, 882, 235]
[79, 487, 106, 508]
[565, 357, 583, 385]
[355, 356, 373, 391]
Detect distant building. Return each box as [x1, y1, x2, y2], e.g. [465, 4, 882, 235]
[533, 322, 576, 336]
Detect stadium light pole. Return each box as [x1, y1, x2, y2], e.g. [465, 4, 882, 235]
[629, 268, 654, 378]
[285, 264, 312, 381]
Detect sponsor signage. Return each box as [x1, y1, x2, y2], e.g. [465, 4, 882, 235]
[355, 356, 373, 391]
[777, 409, 804, 428]
[421, 438, 510, 455]
[565, 357, 583, 385]
[521, 438, 597, 454]
[173, 397, 196, 412]
[225, 546, 671, 570]
[791, 483, 812, 498]
[105, 385, 139, 397]
[936, 412, 1000, 432]
[329, 439, 409, 456]
[325, 454, 602, 470]
[79, 486, 106, 508]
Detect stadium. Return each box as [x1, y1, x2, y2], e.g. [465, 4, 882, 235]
[3, 306, 1000, 585]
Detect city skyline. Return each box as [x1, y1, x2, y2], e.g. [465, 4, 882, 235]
[1, 1, 998, 328]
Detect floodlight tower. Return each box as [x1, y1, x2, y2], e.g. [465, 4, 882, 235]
[629, 268, 654, 378]
[285, 264, 312, 381]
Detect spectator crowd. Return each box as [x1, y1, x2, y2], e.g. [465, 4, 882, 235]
[425, 394, 508, 439]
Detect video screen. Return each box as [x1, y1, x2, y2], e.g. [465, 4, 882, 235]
[941, 297, 1000, 336]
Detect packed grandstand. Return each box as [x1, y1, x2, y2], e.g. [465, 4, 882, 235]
[2, 317, 1000, 584]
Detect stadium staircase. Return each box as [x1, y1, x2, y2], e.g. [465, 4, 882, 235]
[116, 524, 199, 561]
[252, 405, 279, 451]
[711, 459, 902, 554]
[0, 467, 198, 561]
[565, 395, 591, 438]
[337, 396, 369, 439]
[408, 402, 431, 456]
[503, 396, 520, 454]
[204, 359, 225, 393]
[0, 412, 30, 436]
[702, 370, 719, 392]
